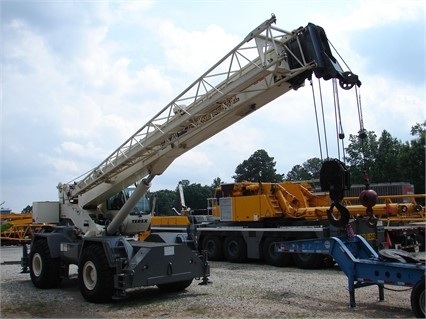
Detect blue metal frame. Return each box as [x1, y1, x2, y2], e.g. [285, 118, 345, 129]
[275, 234, 425, 308]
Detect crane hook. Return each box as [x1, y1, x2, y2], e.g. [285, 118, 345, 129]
[320, 159, 351, 228]
[327, 201, 350, 228]
[359, 171, 378, 227]
[359, 189, 378, 227]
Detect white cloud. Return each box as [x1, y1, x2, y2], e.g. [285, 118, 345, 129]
[351, 0, 424, 28]
[1, 0, 425, 211]
[360, 75, 426, 139]
[152, 20, 240, 76]
[39, 153, 80, 174]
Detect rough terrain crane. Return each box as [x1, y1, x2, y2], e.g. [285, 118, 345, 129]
[24, 14, 363, 303]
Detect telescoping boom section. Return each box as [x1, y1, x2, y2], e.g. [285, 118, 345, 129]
[56, 14, 360, 237]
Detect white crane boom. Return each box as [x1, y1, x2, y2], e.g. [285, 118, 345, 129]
[57, 15, 360, 234]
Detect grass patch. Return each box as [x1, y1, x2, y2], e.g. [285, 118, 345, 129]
[1, 301, 50, 317]
[185, 305, 209, 316]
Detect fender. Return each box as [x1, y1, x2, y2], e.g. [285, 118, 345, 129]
[32, 231, 73, 259]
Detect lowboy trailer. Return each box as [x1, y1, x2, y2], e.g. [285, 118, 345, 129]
[275, 229, 425, 317]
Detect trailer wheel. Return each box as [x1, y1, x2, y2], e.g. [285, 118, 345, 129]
[411, 279, 425, 318]
[323, 255, 335, 268]
[224, 236, 247, 263]
[202, 235, 224, 261]
[293, 253, 324, 269]
[29, 239, 62, 289]
[157, 279, 193, 292]
[262, 237, 293, 267]
[79, 245, 115, 303]
[416, 233, 425, 252]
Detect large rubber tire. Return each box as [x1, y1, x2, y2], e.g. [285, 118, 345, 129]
[416, 233, 425, 252]
[292, 253, 324, 269]
[29, 239, 62, 289]
[262, 237, 293, 267]
[78, 245, 115, 303]
[157, 279, 193, 292]
[323, 255, 336, 268]
[411, 279, 425, 318]
[224, 236, 247, 263]
[202, 235, 224, 261]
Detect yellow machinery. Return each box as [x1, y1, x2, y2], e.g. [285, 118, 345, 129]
[0, 213, 46, 245]
[152, 181, 424, 225]
[209, 182, 425, 222]
[149, 181, 425, 268]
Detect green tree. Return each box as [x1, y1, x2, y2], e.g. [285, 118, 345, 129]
[375, 130, 402, 182]
[177, 182, 214, 210]
[211, 177, 223, 188]
[302, 157, 322, 179]
[21, 205, 32, 213]
[155, 189, 178, 216]
[398, 121, 425, 194]
[345, 124, 424, 193]
[180, 179, 190, 187]
[1, 223, 13, 232]
[285, 164, 310, 181]
[233, 149, 284, 182]
[345, 130, 379, 184]
[155, 181, 214, 215]
[285, 157, 323, 181]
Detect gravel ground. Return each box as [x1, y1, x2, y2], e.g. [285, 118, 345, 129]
[0, 245, 419, 318]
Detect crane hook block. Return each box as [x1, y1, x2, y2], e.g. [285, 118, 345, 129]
[320, 159, 351, 228]
[320, 159, 350, 202]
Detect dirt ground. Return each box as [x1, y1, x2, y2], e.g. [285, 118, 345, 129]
[0, 245, 420, 318]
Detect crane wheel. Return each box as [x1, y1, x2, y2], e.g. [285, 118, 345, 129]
[293, 253, 324, 269]
[79, 245, 115, 303]
[29, 239, 62, 289]
[411, 278, 425, 318]
[202, 235, 224, 261]
[224, 236, 247, 263]
[262, 237, 293, 267]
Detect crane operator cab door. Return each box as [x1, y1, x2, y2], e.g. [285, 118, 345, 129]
[104, 189, 152, 236]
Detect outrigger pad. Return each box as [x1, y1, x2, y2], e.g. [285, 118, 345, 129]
[320, 159, 350, 202]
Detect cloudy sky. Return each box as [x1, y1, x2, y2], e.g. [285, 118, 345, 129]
[1, 0, 425, 212]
